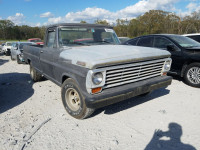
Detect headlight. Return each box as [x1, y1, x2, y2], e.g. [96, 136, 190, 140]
[164, 60, 171, 71]
[92, 72, 103, 85]
[86, 70, 106, 94]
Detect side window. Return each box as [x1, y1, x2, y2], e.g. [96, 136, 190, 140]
[137, 37, 154, 47]
[154, 37, 174, 49]
[102, 32, 114, 42]
[127, 38, 138, 45]
[47, 29, 56, 48]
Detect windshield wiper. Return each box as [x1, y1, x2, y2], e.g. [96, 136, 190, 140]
[95, 40, 112, 44]
[73, 42, 90, 46]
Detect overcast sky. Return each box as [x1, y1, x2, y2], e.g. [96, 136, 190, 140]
[0, 0, 200, 26]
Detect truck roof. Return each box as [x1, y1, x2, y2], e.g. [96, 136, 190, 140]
[47, 23, 113, 29]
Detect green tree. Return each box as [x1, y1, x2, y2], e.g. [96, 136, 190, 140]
[0, 20, 14, 40]
[114, 19, 129, 37]
[94, 19, 110, 25]
[80, 20, 87, 24]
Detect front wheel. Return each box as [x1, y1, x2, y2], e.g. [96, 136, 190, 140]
[61, 78, 94, 119]
[17, 55, 22, 64]
[184, 63, 200, 88]
[5, 51, 9, 56]
[10, 54, 14, 61]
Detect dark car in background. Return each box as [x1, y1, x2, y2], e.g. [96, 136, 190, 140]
[123, 34, 200, 87]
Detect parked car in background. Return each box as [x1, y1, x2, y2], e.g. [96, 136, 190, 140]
[118, 37, 130, 43]
[123, 34, 200, 87]
[2, 42, 12, 56]
[0, 43, 5, 52]
[183, 33, 200, 43]
[28, 38, 44, 45]
[10, 42, 35, 64]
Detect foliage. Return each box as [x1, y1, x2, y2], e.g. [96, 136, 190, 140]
[1, 10, 200, 40]
[0, 20, 46, 40]
[114, 10, 200, 38]
[94, 19, 110, 25]
[80, 20, 87, 24]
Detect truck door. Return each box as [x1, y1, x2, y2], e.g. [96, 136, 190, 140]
[40, 28, 56, 79]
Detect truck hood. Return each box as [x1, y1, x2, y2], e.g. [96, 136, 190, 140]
[60, 45, 170, 69]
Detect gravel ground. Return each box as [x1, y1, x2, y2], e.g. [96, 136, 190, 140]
[0, 53, 200, 150]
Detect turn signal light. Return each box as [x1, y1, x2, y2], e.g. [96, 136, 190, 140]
[162, 72, 167, 76]
[92, 87, 102, 94]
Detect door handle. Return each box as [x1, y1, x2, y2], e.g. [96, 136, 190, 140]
[40, 51, 43, 53]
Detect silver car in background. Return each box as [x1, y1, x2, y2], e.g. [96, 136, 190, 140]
[2, 42, 12, 56]
[0, 43, 5, 52]
[10, 42, 35, 64]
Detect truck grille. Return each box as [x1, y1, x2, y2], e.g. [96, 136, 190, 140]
[104, 59, 165, 89]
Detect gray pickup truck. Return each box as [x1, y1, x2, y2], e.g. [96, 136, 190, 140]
[23, 23, 172, 119]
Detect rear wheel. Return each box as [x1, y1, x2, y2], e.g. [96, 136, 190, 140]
[61, 78, 94, 119]
[184, 63, 200, 88]
[30, 64, 42, 82]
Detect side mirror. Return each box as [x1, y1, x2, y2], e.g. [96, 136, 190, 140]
[167, 45, 176, 51]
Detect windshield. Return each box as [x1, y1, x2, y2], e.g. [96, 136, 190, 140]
[19, 43, 33, 49]
[7, 43, 12, 46]
[169, 35, 200, 48]
[58, 27, 120, 47]
[12, 43, 16, 46]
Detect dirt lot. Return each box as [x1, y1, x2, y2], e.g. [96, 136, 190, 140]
[0, 53, 200, 150]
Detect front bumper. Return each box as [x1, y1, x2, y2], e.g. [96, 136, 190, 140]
[84, 76, 172, 109]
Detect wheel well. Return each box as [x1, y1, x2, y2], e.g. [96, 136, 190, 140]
[62, 75, 70, 83]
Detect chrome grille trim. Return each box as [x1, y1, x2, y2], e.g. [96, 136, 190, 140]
[103, 58, 166, 89]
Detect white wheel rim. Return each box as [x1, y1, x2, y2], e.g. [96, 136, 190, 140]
[187, 67, 200, 84]
[65, 88, 80, 111]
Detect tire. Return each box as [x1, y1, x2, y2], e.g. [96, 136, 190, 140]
[61, 78, 94, 119]
[10, 54, 14, 61]
[17, 55, 22, 64]
[30, 64, 43, 82]
[184, 63, 200, 88]
[5, 51, 9, 56]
